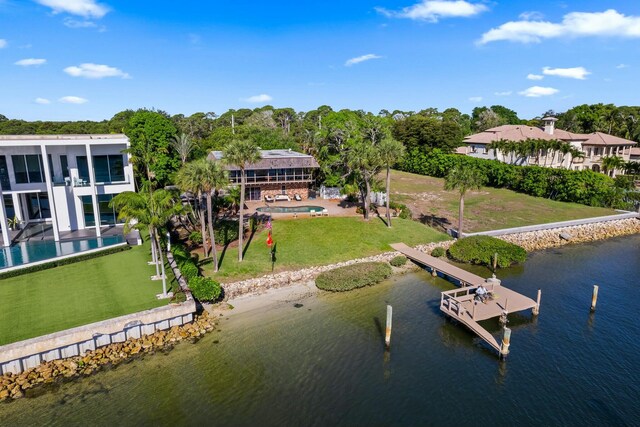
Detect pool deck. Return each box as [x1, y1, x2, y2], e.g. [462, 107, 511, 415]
[246, 199, 359, 218]
[4, 224, 124, 243]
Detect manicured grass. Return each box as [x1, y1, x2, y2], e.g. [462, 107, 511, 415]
[0, 241, 168, 346]
[206, 216, 449, 281]
[389, 169, 616, 233]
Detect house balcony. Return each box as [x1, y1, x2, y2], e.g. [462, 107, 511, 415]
[230, 174, 315, 185]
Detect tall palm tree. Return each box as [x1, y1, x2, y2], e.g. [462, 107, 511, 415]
[444, 165, 487, 237]
[602, 155, 625, 177]
[172, 133, 197, 165]
[223, 140, 261, 262]
[377, 137, 405, 227]
[345, 139, 382, 221]
[110, 187, 182, 297]
[201, 159, 229, 272]
[175, 160, 209, 257]
[568, 148, 585, 169]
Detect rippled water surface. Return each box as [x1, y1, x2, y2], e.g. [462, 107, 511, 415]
[1, 235, 639, 427]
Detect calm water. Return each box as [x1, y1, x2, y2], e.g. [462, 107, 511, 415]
[0, 235, 125, 269]
[1, 235, 639, 426]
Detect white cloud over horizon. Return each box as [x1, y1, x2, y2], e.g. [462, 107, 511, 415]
[519, 86, 558, 97]
[64, 63, 130, 79]
[542, 66, 590, 80]
[242, 94, 273, 103]
[0, 39, 6, 48]
[468, 96, 483, 102]
[63, 18, 98, 28]
[35, 98, 51, 104]
[58, 96, 89, 104]
[15, 58, 47, 66]
[35, 0, 109, 19]
[345, 54, 382, 66]
[479, 9, 640, 44]
[616, 63, 628, 69]
[494, 91, 512, 96]
[59, 96, 88, 104]
[527, 73, 544, 80]
[377, 0, 487, 22]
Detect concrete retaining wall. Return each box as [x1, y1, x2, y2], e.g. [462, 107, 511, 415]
[0, 299, 196, 375]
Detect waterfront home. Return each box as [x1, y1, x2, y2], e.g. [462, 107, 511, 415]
[462, 117, 637, 176]
[209, 149, 319, 201]
[0, 134, 135, 247]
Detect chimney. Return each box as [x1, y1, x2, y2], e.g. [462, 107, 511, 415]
[542, 117, 557, 135]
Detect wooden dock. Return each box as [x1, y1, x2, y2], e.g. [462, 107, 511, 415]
[390, 243, 539, 354]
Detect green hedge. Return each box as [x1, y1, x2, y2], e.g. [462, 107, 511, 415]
[189, 276, 222, 301]
[0, 245, 131, 280]
[389, 255, 407, 267]
[389, 201, 412, 219]
[215, 220, 240, 245]
[400, 147, 631, 209]
[448, 236, 526, 268]
[315, 262, 392, 292]
[431, 247, 445, 258]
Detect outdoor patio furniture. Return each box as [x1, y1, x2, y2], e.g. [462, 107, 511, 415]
[264, 195, 275, 203]
[310, 210, 317, 217]
[322, 209, 329, 216]
[275, 194, 290, 201]
[294, 194, 302, 201]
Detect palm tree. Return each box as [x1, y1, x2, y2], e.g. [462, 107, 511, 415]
[568, 148, 585, 169]
[444, 165, 487, 237]
[345, 139, 382, 221]
[602, 156, 626, 177]
[201, 159, 229, 272]
[377, 137, 405, 227]
[172, 133, 196, 165]
[110, 187, 182, 297]
[175, 160, 209, 257]
[223, 140, 261, 262]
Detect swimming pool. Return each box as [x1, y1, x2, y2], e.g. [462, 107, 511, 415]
[255, 205, 325, 214]
[0, 235, 126, 270]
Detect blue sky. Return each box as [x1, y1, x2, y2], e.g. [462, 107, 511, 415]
[1, 0, 639, 121]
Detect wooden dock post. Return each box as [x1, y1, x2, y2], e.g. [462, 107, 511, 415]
[591, 285, 599, 312]
[532, 289, 541, 315]
[431, 268, 437, 277]
[385, 305, 392, 349]
[500, 327, 511, 359]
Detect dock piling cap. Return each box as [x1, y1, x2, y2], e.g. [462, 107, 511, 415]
[486, 275, 501, 286]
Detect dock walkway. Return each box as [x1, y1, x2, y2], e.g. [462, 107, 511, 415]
[390, 243, 539, 354]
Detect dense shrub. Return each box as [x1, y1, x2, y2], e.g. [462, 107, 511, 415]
[189, 231, 202, 244]
[431, 247, 445, 258]
[189, 277, 222, 301]
[180, 260, 200, 280]
[315, 262, 392, 292]
[389, 201, 412, 219]
[448, 236, 526, 268]
[399, 147, 630, 209]
[389, 255, 408, 267]
[215, 220, 240, 245]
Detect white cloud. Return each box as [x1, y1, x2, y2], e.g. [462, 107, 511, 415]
[35, 98, 51, 104]
[188, 33, 201, 45]
[494, 91, 512, 96]
[468, 96, 483, 102]
[527, 73, 544, 80]
[345, 54, 382, 66]
[64, 63, 130, 79]
[15, 58, 47, 66]
[0, 39, 6, 48]
[242, 94, 272, 103]
[377, 0, 488, 22]
[35, 0, 109, 19]
[542, 66, 590, 80]
[63, 17, 97, 28]
[59, 96, 88, 104]
[479, 9, 640, 44]
[616, 63, 628, 69]
[519, 11, 544, 21]
[518, 86, 559, 97]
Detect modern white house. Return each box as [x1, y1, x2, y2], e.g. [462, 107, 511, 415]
[0, 134, 135, 247]
[462, 117, 637, 176]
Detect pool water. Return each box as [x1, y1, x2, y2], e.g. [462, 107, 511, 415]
[0, 235, 126, 270]
[256, 205, 325, 214]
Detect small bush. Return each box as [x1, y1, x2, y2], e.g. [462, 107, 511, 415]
[389, 255, 407, 267]
[189, 277, 222, 301]
[215, 220, 240, 245]
[189, 231, 203, 244]
[180, 260, 200, 280]
[448, 235, 526, 268]
[389, 201, 412, 219]
[315, 262, 392, 292]
[431, 247, 445, 258]
[171, 244, 190, 262]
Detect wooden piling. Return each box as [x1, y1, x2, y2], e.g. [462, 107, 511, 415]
[591, 285, 599, 312]
[532, 289, 541, 315]
[500, 327, 511, 359]
[431, 269, 437, 277]
[385, 305, 392, 349]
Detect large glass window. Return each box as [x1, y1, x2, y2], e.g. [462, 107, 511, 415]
[60, 155, 69, 179]
[81, 194, 122, 226]
[77, 156, 90, 183]
[3, 195, 15, 219]
[0, 156, 10, 191]
[11, 154, 43, 184]
[26, 192, 50, 220]
[47, 154, 54, 181]
[80, 195, 95, 227]
[92, 155, 125, 183]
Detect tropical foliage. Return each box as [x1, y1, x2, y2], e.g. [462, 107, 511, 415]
[448, 236, 527, 269]
[315, 262, 392, 292]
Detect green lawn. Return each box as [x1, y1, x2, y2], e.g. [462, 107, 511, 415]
[0, 242, 169, 346]
[389, 169, 616, 233]
[206, 216, 450, 282]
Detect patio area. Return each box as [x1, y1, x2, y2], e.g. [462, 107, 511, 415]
[245, 198, 360, 218]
